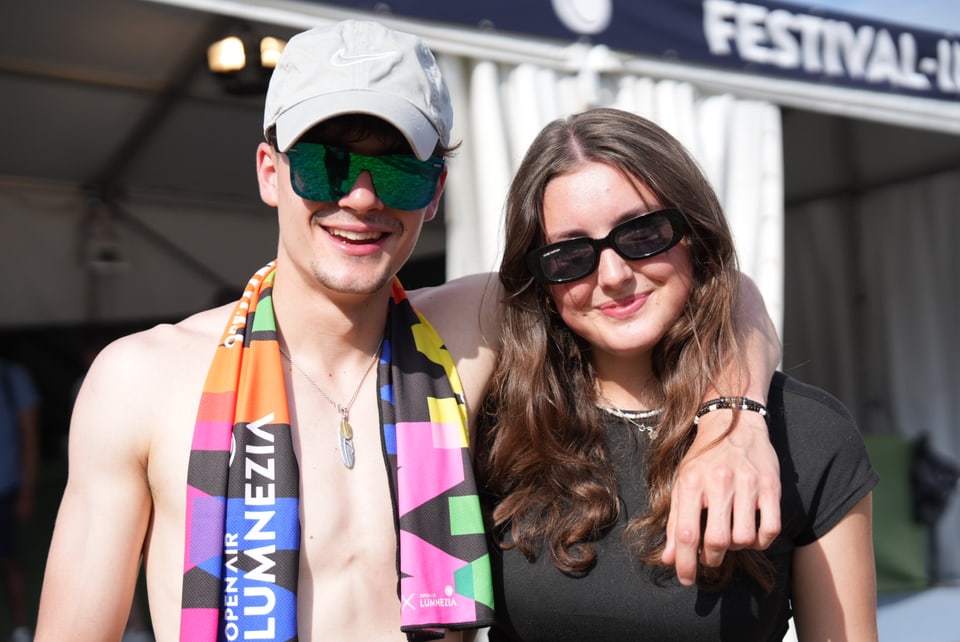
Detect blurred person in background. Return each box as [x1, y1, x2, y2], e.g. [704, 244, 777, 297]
[0, 357, 40, 642]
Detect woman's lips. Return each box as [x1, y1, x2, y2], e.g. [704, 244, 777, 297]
[598, 292, 648, 319]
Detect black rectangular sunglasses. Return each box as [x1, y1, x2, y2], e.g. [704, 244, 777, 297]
[525, 208, 687, 285]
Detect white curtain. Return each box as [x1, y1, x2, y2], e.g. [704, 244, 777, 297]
[784, 170, 960, 581]
[438, 46, 784, 337]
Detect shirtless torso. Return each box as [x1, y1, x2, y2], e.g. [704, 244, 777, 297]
[36, 270, 499, 642]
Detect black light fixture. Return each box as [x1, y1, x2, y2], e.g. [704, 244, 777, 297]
[207, 29, 286, 95]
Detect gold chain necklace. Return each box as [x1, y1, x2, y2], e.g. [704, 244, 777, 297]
[279, 338, 383, 469]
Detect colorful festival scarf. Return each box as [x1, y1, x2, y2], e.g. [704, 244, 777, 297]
[180, 262, 494, 641]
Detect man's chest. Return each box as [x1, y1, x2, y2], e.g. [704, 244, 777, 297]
[292, 387, 399, 563]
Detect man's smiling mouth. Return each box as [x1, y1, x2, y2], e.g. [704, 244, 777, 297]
[326, 227, 385, 243]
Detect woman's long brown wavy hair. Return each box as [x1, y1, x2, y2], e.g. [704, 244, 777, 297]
[476, 108, 773, 591]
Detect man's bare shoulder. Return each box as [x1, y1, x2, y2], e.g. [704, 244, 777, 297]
[408, 274, 502, 415]
[77, 305, 233, 420]
[104, 305, 229, 368]
[408, 272, 502, 352]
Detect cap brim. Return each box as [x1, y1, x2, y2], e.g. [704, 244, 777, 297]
[273, 91, 440, 160]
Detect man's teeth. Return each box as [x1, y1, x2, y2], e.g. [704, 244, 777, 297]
[329, 228, 383, 241]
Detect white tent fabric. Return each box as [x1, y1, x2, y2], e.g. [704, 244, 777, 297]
[784, 169, 960, 579]
[438, 46, 784, 336]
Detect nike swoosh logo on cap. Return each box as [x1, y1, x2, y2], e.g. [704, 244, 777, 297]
[331, 48, 401, 66]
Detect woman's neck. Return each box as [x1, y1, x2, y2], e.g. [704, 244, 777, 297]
[592, 354, 660, 411]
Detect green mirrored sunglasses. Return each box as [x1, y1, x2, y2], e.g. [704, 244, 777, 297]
[285, 142, 445, 211]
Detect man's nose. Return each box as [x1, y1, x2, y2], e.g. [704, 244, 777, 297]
[338, 170, 383, 211]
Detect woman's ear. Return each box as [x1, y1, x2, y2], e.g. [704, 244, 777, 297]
[256, 142, 280, 207]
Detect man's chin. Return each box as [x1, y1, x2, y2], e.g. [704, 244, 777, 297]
[313, 269, 396, 298]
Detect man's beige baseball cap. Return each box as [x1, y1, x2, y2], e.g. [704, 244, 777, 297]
[263, 20, 452, 161]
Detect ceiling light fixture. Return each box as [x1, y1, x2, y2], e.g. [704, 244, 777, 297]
[207, 31, 286, 95]
[207, 36, 247, 73]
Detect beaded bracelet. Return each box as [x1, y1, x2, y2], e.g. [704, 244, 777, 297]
[693, 396, 768, 425]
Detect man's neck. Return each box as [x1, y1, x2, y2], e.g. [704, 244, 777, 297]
[271, 272, 394, 367]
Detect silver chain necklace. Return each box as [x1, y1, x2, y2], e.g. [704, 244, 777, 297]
[279, 338, 383, 469]
[597, 403, 663, 436]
